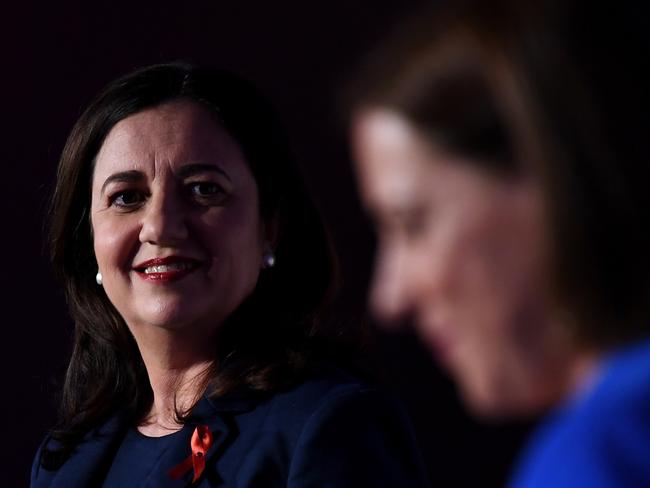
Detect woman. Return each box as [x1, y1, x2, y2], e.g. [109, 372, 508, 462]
[32, 63, 428, 487]
[351, 0, 650, 486]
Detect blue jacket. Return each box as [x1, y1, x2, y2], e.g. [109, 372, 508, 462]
[31, 369, 430, 487]
[509, 339, 650, 488]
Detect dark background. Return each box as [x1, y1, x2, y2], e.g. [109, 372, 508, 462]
[3, 1, 532, 486]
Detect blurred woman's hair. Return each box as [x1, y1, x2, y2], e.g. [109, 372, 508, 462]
[44, 62, 338, 468]
[350, 0, 650, 348]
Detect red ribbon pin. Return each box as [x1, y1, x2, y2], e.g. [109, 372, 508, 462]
[168, 425, 214, 482]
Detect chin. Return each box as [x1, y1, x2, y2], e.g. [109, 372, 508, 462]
[133, 299, 209, 330]
[459, 386, 509, 420]
[138, 314, 198, 331]
[456, 372, 544, 421]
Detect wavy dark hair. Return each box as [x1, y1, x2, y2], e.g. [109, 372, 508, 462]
[351, 0, 650, 348]
[43, 62, 337, 469]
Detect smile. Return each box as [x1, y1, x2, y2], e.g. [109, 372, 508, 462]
[133, 256, 202, 282]
[143, 262, 195, 274]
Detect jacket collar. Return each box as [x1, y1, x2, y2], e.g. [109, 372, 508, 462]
[154, 389, 267, 487]
[37, 389, 266, 488]
[35, 413, 127, 488]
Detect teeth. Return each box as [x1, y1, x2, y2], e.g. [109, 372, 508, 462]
[143, 262, 193, 274]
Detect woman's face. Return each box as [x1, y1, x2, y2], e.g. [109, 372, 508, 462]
[91, 100, 267, 337]
[353, 109, 565, 416]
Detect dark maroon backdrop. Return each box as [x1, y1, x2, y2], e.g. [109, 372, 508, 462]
[2, 1, 532, 486]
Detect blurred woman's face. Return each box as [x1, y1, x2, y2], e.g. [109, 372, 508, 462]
[91, 100, 266, 338]
[353, 109, 565, 416]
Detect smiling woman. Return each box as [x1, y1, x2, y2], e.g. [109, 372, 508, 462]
[31, 63, 428, 487]
[91, 101, 265, 339]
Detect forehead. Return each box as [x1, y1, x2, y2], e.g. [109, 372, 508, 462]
[93, 100, 244, 178]
[353, 109, 445, 209]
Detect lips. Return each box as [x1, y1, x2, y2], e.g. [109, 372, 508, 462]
[427, 332, 453, 362]
[417, 314, 456, 367]
[133, 256, 202, 283]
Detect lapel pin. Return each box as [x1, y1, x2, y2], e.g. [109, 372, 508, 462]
[168, 425, 214, 482]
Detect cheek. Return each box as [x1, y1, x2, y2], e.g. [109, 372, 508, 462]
[452, 218, 549, 378]
[91, 218, 141, 316]
[195, 205, 264, 277]
[200, 202, 262, 246]
[413, 217, 470, 301]
[416, 212, 530, 370]
[445, 202, 535, 310]
[92, 218, 139, 271]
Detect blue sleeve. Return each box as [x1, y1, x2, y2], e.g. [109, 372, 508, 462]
[287, 387, 430, 487]
[510, 400, 650, 487]
[511, 342, 650, 488]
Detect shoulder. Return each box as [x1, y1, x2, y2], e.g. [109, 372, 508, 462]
[30, 413, 125, 488]
[247, 366, 416, 442]
[276, 367, 429, 487]
[510, 340, 650, 488]
[217, 366, 430, 487]
[227, 366, 404, 442]
[265, 366, 389, 418]
[31, 435, 54, 487]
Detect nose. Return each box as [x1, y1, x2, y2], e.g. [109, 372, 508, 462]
[369, 241, 416, 325]
[139, 190, 189, 246]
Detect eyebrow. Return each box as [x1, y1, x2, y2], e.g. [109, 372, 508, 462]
[100, 170, 143, 195]
[100, 164, 232, 195]
[177, 163, 231, 182]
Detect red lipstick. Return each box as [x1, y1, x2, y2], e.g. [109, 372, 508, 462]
[133, 256, 202, 283]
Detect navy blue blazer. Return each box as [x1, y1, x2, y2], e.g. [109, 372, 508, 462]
[31, 369, 430, 487]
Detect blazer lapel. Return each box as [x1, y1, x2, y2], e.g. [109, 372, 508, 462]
[149, 390, 266, 488]
[46, 413, 126, 488]
[36, 390, 265, 488]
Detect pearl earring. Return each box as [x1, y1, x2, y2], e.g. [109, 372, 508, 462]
[262, 250, 276, 269]
[96, 272, 103, 285]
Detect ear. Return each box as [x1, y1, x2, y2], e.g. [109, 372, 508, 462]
[262, 211, 282, 250]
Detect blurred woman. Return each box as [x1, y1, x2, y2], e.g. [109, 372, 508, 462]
[350, 0, 650, 485]
[32, 62, 428, 487]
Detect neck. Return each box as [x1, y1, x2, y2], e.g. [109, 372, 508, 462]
[129, 322, 217, 436]
[562, 347, 602, 402]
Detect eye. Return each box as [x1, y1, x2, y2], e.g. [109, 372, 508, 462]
[110, 189, 146, 209]
[187, 181, 227, 203]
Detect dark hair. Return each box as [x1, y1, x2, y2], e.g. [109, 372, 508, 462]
[351, 0, 650, 347]
[44, 62, 337, 468]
